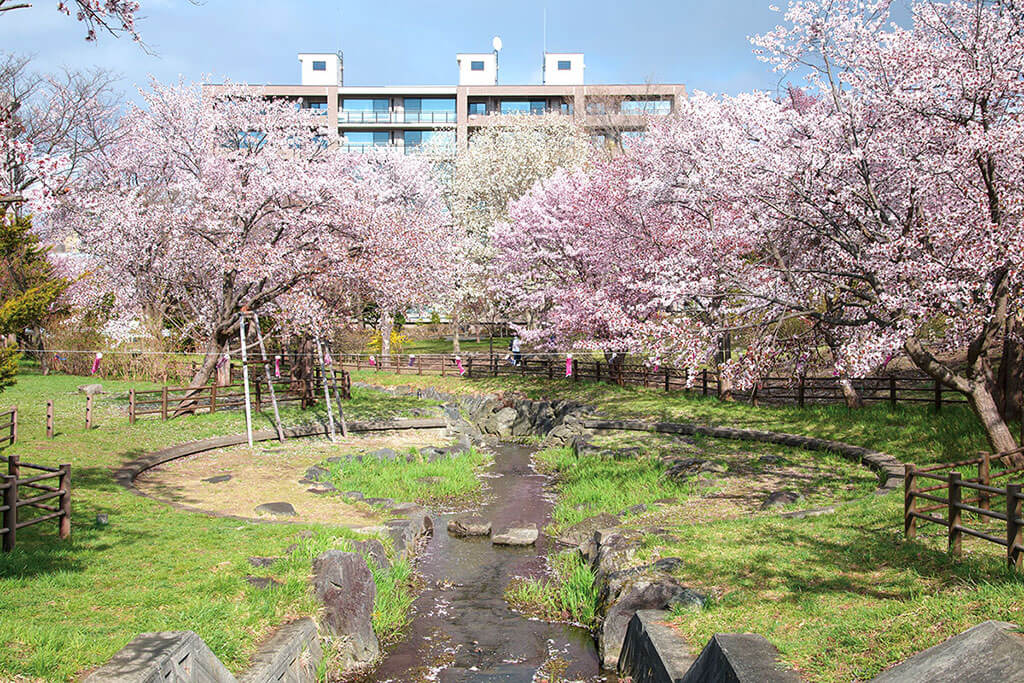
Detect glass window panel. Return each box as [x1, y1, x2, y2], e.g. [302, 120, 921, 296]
[586, 101, 606, 115]
[557, 60, 571, 70]
[471, 61, 485, 71]
[312, 61, 326, 71]
[621, 99, 672, 115]
[469, 102, 487, 115]
[530, 100, 546, 114]
[500, 100, 530, 114]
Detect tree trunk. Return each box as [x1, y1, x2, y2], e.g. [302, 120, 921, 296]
[968, 382, 1021, 464]
[290, 336, 314, 408]
[996, 318, 1023, 423]
[215, 342, 231, 386]
[451, 309, 461, 354]
[839, 377, 864, 409]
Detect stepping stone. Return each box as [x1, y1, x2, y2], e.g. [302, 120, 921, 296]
[244, 575, 282, 590]
[254, 502, 297, 517]
[367, 448, 397, 461]
[364, 497, 395, 507]
[761, 491, 802, 509]
[492, 524, 539, 546]
[202, 474, 231, 484]
[307, 484, 336, 495]
[448, 514, 491, 537]
[759, 455, 784, 465]
[248, 556, 278, 568]
[345, 491, 364, 501]
[304, 466, 330, 482]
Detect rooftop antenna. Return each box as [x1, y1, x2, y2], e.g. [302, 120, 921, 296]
[492, 35, 503, 85]
[543, 8, 547, 54]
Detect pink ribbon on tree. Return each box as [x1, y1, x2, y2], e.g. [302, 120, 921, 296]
[408, 354, 416, 367]
[274, 355, 281, 378]
[369, 356, 376, 366]
[565, 354, 573, 377]
[216, 353, 228, 370]
[91, 352, 102, 375]
[323, 349, 332, 366]
[455, 356, 466, 376]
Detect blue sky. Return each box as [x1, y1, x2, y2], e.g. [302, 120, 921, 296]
[3, 1, 794, 100]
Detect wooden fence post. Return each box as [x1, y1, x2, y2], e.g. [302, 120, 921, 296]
[798, 376, 806, 409]
[161, 386, 168, 421]
[467, 357, 474, 378]
[1007, 483, 1022, 571]
[128, 391, 136, 425]
[904, 464, 917, 539]
[573, 358, 578, 382]
[702, 369, 708, 396]
[548, 357, 553, 380]
[665, 368, 671, 393]
[357, 355, 362, 371]
[8, 454, 19, 479]
[58, 464, 71, 540]
[418, 355, 423, 375]
[596, 362, 601, 383]
[10, 406, 16, 445]
[85, 395, 93, 430]
[441, 356, 447, 377]
[210, 384, 217, 413]
[979, 452, 991, 512]
[934, 380, 942, 413]
[493, 354, 498, 377]
[948, 471, 962, 557]
[889, 376, 897, 408]
[2, 474, 16, 552]
[46, 400, 54, 437]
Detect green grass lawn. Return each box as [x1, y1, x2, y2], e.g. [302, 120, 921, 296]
[324, 447, 491, 507]
[350, 370, 1024, 681]
[0, 370, 435, 681]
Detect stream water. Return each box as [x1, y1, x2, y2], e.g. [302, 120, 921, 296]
[361, 443, 614, 682]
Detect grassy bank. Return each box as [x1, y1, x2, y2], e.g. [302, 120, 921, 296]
[324, 447, 491, 507]
[0, 370, 434, 680]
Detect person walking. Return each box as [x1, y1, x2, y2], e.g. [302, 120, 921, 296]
[511, 335, 522, 367]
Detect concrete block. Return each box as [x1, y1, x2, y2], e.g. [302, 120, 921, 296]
[239, 618, 322, 683]
[679, 633, 800, 683]
[618, 610, 695, 682]
[871, 620, 1024, 683]
[84, 631, 237, 683]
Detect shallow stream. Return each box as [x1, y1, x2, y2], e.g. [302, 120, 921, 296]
[362, 443, 614, 682]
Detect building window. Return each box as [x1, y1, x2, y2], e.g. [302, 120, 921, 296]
[405, 130, 455, 153]
[340, 99, 390, 123]
[586, 101, 607, 115]
[557, 60, 572, 70]
[404, 98, 456, 123]
[560, 101, 573, 115]
[312, 61, 327, 71]
[621, 99, 672, 115]
[469, 102, 487, 116]
[344, 131, 390, 148]
[471, 61, 485, 71]
[500, 100, 547, 115]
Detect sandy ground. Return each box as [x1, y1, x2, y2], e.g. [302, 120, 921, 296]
[134, 428, 450, 526]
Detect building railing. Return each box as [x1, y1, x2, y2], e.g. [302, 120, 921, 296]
[403, 112, 457, 123]
[338, 111, 395, 124]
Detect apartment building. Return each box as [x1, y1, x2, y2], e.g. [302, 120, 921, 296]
[209, 48, 684, 153]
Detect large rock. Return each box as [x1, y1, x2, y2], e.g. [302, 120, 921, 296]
[600, 572, 706, 670]
[870, 620, 1024, 682]
[581, 528, 646, 580]
[448, 514, 492, 537]
[77, 383, 104, 395]
[492, 523, 539, 546]
[367, 448, 397, 462]
[761, 491, 802, 510]
[488, 406, 519, 438]
[311, 551, 379, 669]
[350, 538, 391, 571]
[386, 510, 433, 560]
[557, 513, 621, 547]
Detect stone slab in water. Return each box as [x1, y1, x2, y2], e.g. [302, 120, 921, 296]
[254, 502, 297, 517]
[492, 524, 538, 546]
[870, 620, 1024, 682]
[679, 633, 800, 683]
[202, 474, 232, 484]
[448, 514, 492, 537]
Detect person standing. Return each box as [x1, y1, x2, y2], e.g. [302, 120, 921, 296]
[511, 335, 522, 367]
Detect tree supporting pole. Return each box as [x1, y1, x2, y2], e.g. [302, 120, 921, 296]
[326, 343, 348, 438]
[252, 312, 285, 442]
[239, 315, 254, 448]
[315, 337, 336, 442]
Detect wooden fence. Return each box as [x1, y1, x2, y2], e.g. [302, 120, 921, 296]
[904, 449, 1024, 569]
[2, 454, 71, 552]
[0, 406, 15, 449]
[338, 352, 968, 411]
[127, 369, 351, 423]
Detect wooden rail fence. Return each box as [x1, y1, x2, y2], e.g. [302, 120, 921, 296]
[2, 454, 71, 552]
[128, 370, 351, 423]
[0, 406, 16, 448]
[337, 352, 968, 411]
[904, 448, 1024, 569]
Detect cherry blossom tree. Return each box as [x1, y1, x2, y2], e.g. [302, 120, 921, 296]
[1, 1, 141, 42]
[63, 79, 362, 388]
